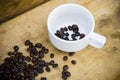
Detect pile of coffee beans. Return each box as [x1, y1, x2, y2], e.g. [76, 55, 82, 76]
[54, 24, 85, 41]
[0, 40, 77, 80]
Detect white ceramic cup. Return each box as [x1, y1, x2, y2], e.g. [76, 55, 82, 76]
[47, 4, 106, 52]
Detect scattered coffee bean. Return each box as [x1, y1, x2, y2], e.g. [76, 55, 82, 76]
[63, 56, 68, 61]
[71, 34, 77, 40]
[35, 43, 42, 48]
[63, 65, 68, 71]
[50, 53, 54, 58]
[45, 66, 51, 72]
[8, 52, 13, 56]
[52, 63, 58, 68]
[64, 37, 69, 40]
[75, 32, 80, 36]
[71, 60, 76, 64]
[65, 71, 71, 77]
[65, 33, 69, 36]
[25, 56, 31, 62]
[64, 27, 68, 31]
[14, 46, 19, 51]
[25, 40, 30, 46]
[68, 25, 72, 30]
[44, 49, 49, 54]
[69, 52, 75, 56]
[49, 60, 55, 65]
[41, 77, 47, 80]
[72, 24, 79, 32]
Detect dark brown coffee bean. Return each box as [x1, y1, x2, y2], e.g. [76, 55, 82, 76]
[25, 56, 31, 62]
[65, 71, 71, 77]
[44, 49, 49, 54]
[75, 32, 80, 36]
[45, 66, 51, 72]
[14, 46, 19, 51]
[50, 53, 54, 58]
[38, 51, 44, 58]
[52, 63, 58, 68]
[30, 53, 34, 57]
[79, 33, 85, 39]
[13, 51, 18, 55]
[64, 37, 69, 40]
[68, 25, 72, 30]
[41, 77, 47, 80]
[65, 33, 69, 36]
[49, 60, 55, 65]
[38, 67, 44, 74]
[35, 43, 42, 48]
[60, 27, 64, 33]
[44, 62, 49, 66]
[64, 27, 68, 31]
[63, 56, 68, 61]
[25, 40, 30, 46]
[62, 74, 67, 80]
[72, 24, 79, 32]
[56, 30, 60, 35]
[63, 65, 68, 71]
[71, 34, 77, 40]
[8, 52, 13, 56]
[71, 60, 76, 64]
[69, 52, 75, 56]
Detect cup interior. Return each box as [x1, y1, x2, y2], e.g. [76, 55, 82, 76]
[48, 4, 94, 40]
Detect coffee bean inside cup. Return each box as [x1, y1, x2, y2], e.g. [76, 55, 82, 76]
[54, 24, 85, 41]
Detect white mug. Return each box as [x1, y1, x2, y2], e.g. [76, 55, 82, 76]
[47, 4, 106, 52]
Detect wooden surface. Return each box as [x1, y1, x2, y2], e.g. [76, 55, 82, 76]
[0, 0, 120, 80]
[0, 0, 49, 24]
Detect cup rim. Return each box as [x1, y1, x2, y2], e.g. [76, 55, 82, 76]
[47, 4, 95, 43]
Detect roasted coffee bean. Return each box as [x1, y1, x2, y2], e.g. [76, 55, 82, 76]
[72, 24, 79, 32]
[30, 53, 34, 57]
[45, 66, 51, 72]
[49, 60, 55, 65]
[62, 74, 67, 80]
[64, 27, 68, 31]
[41, 77, 47, 80]
[75, 32, 80, 36]
[64, 37, 69, 40]
[8, 52, 13, 56]
[44, 49, 49, 54]
[71, 34, 77, 40]
[65, 32, 69, 36]
[65, 71, 71, 77]
[25, 56, 31, 62]
[63, 65, 68, 71]
[50, 53, 54, 58]
[25, 40, 30, 46]
[44, 62, 49, 66]
[68, 25, 72, 30]
[14, 46, 19, 51]
[35, 43, 42, 48]
[69, 52, 75, 56]
[38, 51, 44, 58]
[71, 60, 76, 64]
[79, 33, 85, 39]
[63, 56, 68, 61]
[56, 30, 60, 35]
[52, 63, 58, 68]
[60, 27, 64, 33]
[38, 67, 44, 74]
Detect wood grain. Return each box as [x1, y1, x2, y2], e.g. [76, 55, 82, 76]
[0, 0, 120, 80]
[0, 0, 49, 24]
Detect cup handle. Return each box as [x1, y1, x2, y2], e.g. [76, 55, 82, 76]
[89, 32, 106, 48]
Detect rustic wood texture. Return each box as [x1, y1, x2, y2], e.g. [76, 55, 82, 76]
[0, 0, 120, 80]
[0, 0, 49, 24]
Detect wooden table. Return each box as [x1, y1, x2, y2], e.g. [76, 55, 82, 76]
[0, 0, 120, 80]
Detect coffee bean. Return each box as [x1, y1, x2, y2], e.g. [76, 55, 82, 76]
[44, 62, 49, 66]
[25, 40, 30, 46]
[14, 46, 19, 51]
[41, 77, 47, 80]
[69, 52, 75, 56]
[45, 66, 51, 72]
[71, 60, 76, 64]
[72, 24, 79, 32]
[63, 65, 68, 71]
[79, 33, 85, 39]
[8, 52, 13, 56]
[44, 49, 49, 54]
[63, 56, 68, 61]
[64, 37, 69, 40]
[62, 74, 67, 80]
[52, 63, 58, 68]
[64, 27, 68, 31]
[60, 27, 64, 33]
[50, 53, 54, 58]
[71, 34, 77, 40]
[49, 60, 55, 65]
[35, 43, 42, 48]
[65, 33, 69, 36]
[38, 67, 44, 74]
[65, 71, 71, 77]
[38, 51, 44, 58]
[75, 32, 80, 36]
[25, 56, 31, 62]
[68, 25, 72, 30]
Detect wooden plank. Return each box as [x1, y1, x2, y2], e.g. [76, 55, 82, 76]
[0, 0, 49, 24]
[0, 0, 120, 80]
